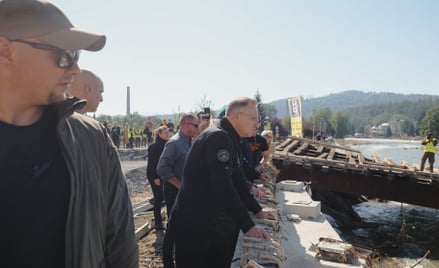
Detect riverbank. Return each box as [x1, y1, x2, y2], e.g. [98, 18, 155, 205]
[333, 138, 439, 266]
[338, 137, 438, 170]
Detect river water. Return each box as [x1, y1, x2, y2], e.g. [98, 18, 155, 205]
[343, 137, 438, 170]
[339, 138, 439, 267]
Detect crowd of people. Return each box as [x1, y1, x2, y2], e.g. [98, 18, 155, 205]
[73, 86, 279, 267]
[0, 3, 278, 267]
[2, 1, 437, 268]
[83, 96, 278, 267]
[143, 98, 276, 268]
[97, 119, 179, 150]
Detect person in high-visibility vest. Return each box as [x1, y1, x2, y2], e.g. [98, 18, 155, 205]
[134, 127, 141, 148]
[263, 117, 271, 131]
[420, 132, 437, 172]
[128, 127, 134, 148]
[141, 130, 147, 147]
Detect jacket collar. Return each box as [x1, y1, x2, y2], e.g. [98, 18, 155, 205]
[177, 130, 192, 144]
[52, 96, 87, 121]
[220, 118, 240, 142]
[156, 136, 168, 145]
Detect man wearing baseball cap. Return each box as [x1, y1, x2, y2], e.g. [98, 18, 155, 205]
[0, 1, 138, 267]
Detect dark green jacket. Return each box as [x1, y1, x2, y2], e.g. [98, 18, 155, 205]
[56, 97, 138, 268]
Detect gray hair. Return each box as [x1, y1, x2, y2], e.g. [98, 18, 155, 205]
[225, 97, 257, 116]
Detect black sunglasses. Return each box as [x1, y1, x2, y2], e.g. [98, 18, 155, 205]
[11, 39, 80, 68]
[186, 122, 198, 129]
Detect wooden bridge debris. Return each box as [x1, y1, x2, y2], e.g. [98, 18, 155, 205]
[272, 137, 439, 209]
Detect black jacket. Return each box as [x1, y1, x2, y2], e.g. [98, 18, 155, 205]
[171, 118, 261, 233]
[241, 134, 268, 182]
[146, 137, 167, 182]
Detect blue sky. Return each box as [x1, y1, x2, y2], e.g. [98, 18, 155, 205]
[52, 0, 439, 116]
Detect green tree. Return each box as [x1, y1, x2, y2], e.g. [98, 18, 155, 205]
[308, 108, 332, 137]
[419, 106, 439, 136]
[385, 126, 392, 137]
[255, 90, 266, 132]
[331, 111, 349, 138]
[400, 119, 416, 136]
[262, 103, 277, 119]
[131, 112, 148, 128]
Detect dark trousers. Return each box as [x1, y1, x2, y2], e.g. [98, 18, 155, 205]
[420, 152, 435, 172]
[163, 182, 179, 217]
[162, 220, 175, 268]
[148, 179, 164, 226]
[112, 136, 120, 148]
[173, 215, 239, 268]
[162, 183, 179, 268]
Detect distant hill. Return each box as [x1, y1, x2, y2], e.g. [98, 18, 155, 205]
[270, 90, 437, 118]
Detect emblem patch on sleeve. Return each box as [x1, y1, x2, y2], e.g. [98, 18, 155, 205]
[217, 149, 230, 163]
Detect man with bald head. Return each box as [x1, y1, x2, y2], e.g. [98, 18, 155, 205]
[68, 69, 104, 114]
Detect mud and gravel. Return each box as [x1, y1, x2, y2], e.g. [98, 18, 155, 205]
[129, 182, 166, 268]
[121, 148, 166, 268]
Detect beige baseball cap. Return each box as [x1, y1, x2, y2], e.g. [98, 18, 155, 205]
[0, 0, 106, 51]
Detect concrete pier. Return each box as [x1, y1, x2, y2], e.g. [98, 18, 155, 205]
[233, 180, 369, 268]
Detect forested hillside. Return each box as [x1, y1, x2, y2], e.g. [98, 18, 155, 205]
[269, 90, 439, 137]
[97, 90, 439, 138]
[271, 90, 437, 118]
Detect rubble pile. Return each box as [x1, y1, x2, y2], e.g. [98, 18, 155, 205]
[240, 163, 286, 268]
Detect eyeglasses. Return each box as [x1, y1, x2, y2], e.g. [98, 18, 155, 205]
[11, 39, 80, 68]
[188, 123, 199, 129]
[239, 112, 261, 123]
[184, 122, 198, 129]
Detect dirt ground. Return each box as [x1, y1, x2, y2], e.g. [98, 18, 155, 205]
[120, 148, 165, 268]
[130, 189, 166, 268]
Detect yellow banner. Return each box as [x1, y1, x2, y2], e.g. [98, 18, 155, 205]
[288, 97, 303, 137]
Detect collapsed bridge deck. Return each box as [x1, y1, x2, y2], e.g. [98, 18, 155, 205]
[271, 137, 439, 209]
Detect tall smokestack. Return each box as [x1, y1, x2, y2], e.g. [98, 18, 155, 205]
[126, 86, 130, 116]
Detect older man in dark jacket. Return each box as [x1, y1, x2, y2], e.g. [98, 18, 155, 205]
[168, 97, 273, 268]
